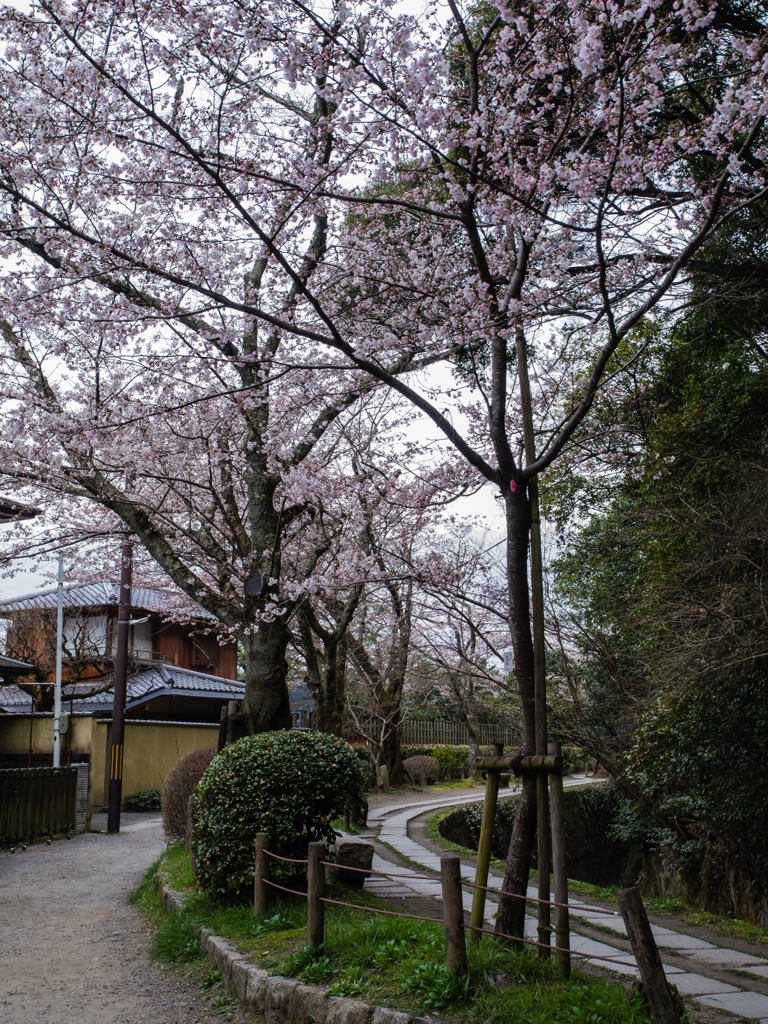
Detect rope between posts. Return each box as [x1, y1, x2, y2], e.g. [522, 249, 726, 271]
[462, 880, 621, 915]
[319, 860, 440, 881]
[263, 879, 309, 897]
[464, 924, 638, 969]
[263, 850, 309, 864]
[319, 895, 444, 924]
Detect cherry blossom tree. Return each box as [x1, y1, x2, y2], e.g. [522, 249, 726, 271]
[0, 0, 766, 935]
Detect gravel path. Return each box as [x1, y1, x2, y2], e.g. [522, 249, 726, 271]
[0, 816, 240, 1024]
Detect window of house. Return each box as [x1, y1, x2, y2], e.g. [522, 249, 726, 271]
[191, 633, 220, 666]
[64, 615, 107, 657]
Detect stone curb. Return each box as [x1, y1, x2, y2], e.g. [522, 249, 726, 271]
[152, 872, 433, 1024]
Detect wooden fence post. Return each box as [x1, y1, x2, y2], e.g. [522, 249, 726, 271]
[254, 833, 270, 916]
[617, 887, 680, 1024]
[307, 841, 326, 949]
[469, 742, 503, 943]
[548, 742, 570, 978]
[186, 794, 197, 879]
[441, 854, 467, 973]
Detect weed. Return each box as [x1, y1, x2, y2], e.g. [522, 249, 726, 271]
[151, 913, 202, 963]
[404, 963, 471, 1010]
[281, 945, 336, 983]
[199, 966, 223, 990]
[326, 966, 369, 998]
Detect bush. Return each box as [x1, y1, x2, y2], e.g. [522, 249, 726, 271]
[194, 731, 368, 895]
[403, 755, 440, 788]
[401, 744, 470, 780]
[161, 745, 217, 843]
[124, 789, 162, 811]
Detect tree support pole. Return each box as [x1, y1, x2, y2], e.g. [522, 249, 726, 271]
[469, 742, 503, 943]
[548, 741, 570, 977]
[516, 328, 550, 957]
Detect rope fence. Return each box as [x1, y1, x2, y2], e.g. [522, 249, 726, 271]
[464, 924, 638, 970]
[251, 834, 678, 1024]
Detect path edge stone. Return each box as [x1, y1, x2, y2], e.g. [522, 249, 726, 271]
[152, 872, 423, 1024]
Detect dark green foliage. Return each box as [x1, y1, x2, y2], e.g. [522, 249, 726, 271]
[193, 731, 368, 895]
[124, 789, 162, 811]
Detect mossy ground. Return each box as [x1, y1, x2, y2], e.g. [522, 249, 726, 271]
[137, 843, 655, 1024]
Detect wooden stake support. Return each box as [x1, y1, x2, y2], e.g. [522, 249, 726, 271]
[548, 742, 570, 977]
[307, 841, 326, 949]
[469, 742, 503, 943]
[617, 887, 680, 1024]
[441, 854, 467, 973]
[254, 832, 270, 916]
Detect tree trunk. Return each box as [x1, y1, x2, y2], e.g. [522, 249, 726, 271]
[382, 712, 405, 784]
[242, 619, 292, 732]
[466, 714, 481, 779]
[496, 485, 539, 940]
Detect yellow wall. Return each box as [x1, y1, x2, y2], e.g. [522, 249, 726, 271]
[0, 715, 219, 813]
[93, 720, 219, 810]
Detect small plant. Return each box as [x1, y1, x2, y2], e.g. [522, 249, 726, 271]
[151, 913, 202, 963]
[199, 966, 223, 990]
[282, 945, 335, 983]
[326, 966, 368, 998]
[124, 789, 162, 811]
[404, 962, 471, 1010]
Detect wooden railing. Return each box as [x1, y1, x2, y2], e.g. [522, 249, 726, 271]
[0, 765, 80, 844]
[289, 711, 520, 747]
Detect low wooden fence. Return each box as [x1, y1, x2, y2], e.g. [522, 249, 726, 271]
[0, 765, 81, 844]
[291, 712, 519, 747]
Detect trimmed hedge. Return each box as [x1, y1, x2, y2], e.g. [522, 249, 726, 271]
[194, 731, 368, 895]
[124, 788, 161, 811]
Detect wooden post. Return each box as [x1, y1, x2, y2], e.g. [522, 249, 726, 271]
[617, 887, 680, 1024]
[441, 854, 467, 974]
[254, 833, 270, 916]
[307, 841, 325, 949]
[469, 742, 503, 943]
[217, 704, 228, 752]
[536, 771, 551, 958]
[186, 794, 197, 878]
[548, 742, 569, 977]
[225, 699, 239, 746]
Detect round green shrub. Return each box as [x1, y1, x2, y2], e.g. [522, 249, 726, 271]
[194, 731, 368, 895]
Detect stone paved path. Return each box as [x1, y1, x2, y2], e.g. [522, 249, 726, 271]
[362, 780, 768, 1022]
[0, 815, 241, 1024]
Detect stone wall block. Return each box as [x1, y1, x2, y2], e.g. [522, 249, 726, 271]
[228, 959, 252, 1001]
[245, 967, 269, 1010]
[263, 976, 298, 1023]
[196, 926, 214, 954]
[371, 1009, 412, 1024]
[325, 996, 374, 1024]
[289, 983, 329, 1024]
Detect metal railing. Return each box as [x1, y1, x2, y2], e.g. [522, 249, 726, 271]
[0, 765, 78, 844]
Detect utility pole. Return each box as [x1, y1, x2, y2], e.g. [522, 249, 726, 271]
[107, 539, 133, 833]
[53, 554, 63, 768]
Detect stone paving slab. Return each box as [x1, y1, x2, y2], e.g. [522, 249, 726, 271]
[367, 788, 768, 1019]
[671, 974, 740, 996]
[685, 948, 768, 966]
[696, 991, 768, 1017]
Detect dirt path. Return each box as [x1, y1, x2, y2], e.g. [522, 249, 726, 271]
[0, 816, 241, 1024]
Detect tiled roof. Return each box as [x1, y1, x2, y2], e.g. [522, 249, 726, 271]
[0, 581, 216, 619]
[0, 663, 244, 715]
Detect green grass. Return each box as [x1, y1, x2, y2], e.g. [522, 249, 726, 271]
[140, 844, 654, 1023]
